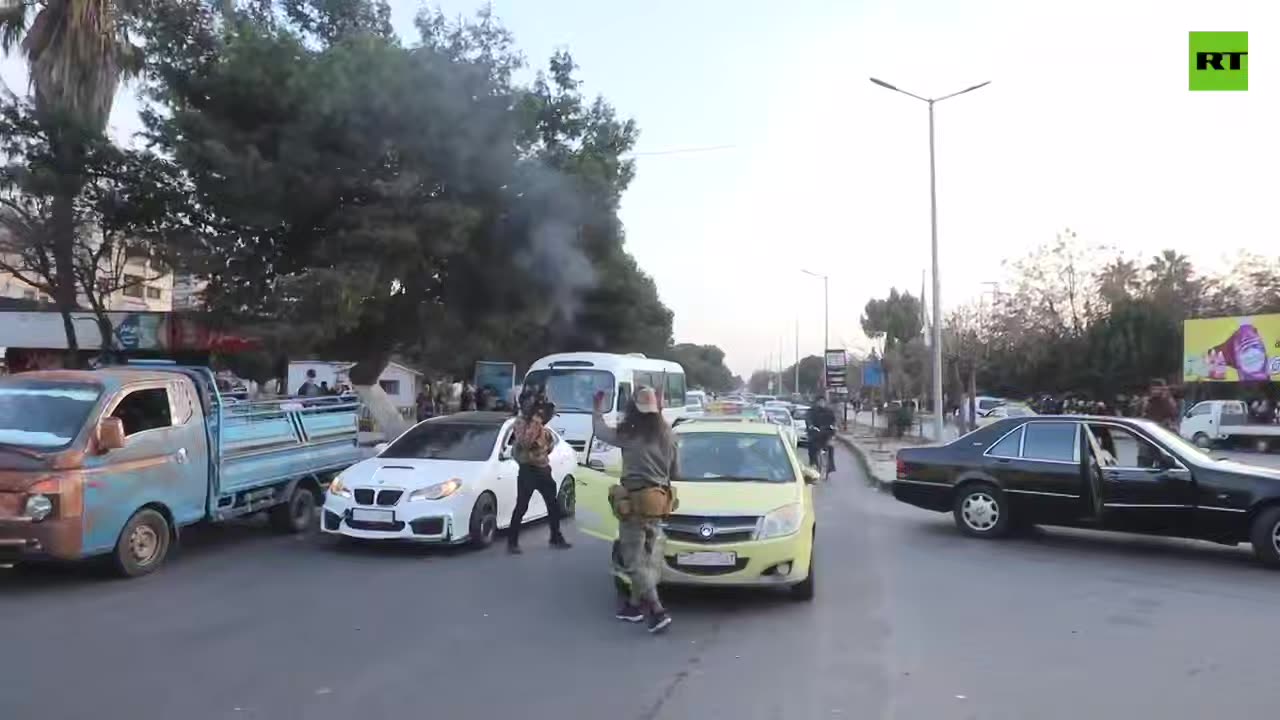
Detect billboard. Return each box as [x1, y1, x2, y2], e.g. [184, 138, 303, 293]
[1184, 314, 1280, 382]
[824, 348, 847, 387]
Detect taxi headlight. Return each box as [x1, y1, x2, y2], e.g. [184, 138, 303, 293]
[758, 503, 804, 539]
[591, 438, 612, 453]
[409, 479, 462, 502]
[328, 476, 352, 498]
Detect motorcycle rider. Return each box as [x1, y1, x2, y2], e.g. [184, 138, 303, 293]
[806, 395, 837, 471]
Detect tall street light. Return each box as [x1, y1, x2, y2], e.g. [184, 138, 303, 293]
[801, 269, 829, 395]
[870, 76, 990, 443]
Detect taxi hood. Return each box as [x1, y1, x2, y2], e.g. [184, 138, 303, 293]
[669, 479, 801, 514]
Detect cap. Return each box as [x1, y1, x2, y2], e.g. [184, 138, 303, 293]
[634, 386, 660, 414]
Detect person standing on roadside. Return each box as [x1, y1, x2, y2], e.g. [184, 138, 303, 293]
[460, 382, 476, 411]
[507, 389, 572, 554]
[1143, 378, 1179, 431]
[591, 386, 678, 634]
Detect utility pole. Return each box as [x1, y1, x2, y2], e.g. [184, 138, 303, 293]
[870, 76, 990, 444]
[794, 318, 800, 397]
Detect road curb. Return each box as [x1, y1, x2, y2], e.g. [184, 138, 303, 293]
[836, 434, 893, 493]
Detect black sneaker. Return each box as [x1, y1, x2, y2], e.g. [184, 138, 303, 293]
[616, 603, 644, 622]
[507, 544, 523, 555]
[550, 537, 573, 549]
[647, 610, 673, 634]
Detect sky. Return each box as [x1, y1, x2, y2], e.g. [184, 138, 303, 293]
[3, 0, 1277, 378]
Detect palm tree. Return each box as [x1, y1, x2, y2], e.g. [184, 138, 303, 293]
[1, 0, 140, 359]
[1097, 258, 1140, 306]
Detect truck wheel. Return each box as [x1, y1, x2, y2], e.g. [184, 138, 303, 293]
[113, 508, 172, 578]
[270, 485, 317, 534]
[468, 493, 498, 548]
[1250, 506, 1280, 568]
[1192, 432, 1212, 449]
[953, 483, 1010, 538]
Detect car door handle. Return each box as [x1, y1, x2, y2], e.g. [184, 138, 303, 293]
[1103, 470, 1121, 481]
[995, 458, 1012, 464]
[175, 447, 188, 464]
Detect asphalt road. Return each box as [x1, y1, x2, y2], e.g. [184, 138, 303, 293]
[4, 447, 1280, 720]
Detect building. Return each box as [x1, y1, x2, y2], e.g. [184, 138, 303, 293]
[0, 249, 175, 312]
[287, 360, 423, 417]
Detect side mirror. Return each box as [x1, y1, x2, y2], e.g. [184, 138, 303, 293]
[802, 466, 820, 484]
[96, 417, 125, 453]
[374, 442, 389, 453]
[1158, 454, 1178, 470]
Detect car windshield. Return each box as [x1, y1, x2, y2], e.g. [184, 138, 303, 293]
[676, 432, 794, 482]
[523, 369, 615, 413]
[0, 381, 101, 450]
[380, 422, 501, 461]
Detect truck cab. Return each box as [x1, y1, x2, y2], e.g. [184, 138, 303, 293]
[1180, 399, 1280, 452]
[0, 365, 362, 576]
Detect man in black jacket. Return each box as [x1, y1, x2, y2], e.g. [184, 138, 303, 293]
[806, 396, 837, 471]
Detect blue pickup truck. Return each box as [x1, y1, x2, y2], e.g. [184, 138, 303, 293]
[0, 363, 362, 576]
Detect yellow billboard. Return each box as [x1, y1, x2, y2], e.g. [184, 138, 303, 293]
[1184, 314, 1280, 382]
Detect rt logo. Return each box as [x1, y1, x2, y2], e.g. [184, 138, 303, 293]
[1190, 31, 1248, 91]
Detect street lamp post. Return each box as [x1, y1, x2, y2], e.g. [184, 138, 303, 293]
[870, 76, 990, 443]
[801, 270, 829, 396]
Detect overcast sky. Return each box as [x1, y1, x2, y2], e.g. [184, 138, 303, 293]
[3, 0, 1275, 377]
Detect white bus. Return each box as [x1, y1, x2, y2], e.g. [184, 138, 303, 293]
[523, 352, 688, 471]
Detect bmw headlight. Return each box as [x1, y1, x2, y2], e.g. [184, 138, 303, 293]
[408, 479, 462, 502]
[328, 475, 352, 498]
[25, 494, 53, 522]
[758, 503, 804, 539]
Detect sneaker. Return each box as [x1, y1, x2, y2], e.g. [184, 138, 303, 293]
[647, 610, 673, 634]
[550, 537, 573, 549]
[507, 544, 523, 555]
[615, 603, 645, 622]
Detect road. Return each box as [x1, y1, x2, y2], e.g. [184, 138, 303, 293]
[4, 446, 1280, 719]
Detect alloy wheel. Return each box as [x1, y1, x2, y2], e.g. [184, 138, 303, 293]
[961, 492, 1000, 532]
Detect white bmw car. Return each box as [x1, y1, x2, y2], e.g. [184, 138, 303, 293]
[321, 412, 578, 547]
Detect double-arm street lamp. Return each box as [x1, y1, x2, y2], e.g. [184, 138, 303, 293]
[870, 76, 990, 442]
[801, 269, 829, 394]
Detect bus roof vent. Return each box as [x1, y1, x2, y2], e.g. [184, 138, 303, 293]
[625, 353, 647, 358]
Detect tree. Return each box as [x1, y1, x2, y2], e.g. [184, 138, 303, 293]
[1, 0, 142, 361]
[781, 355, 824, 396]
[660, 343, 735, 393]
[139, 1, 671, 431]
[0, 92, 186, 356]
[861, 288, 923, 398]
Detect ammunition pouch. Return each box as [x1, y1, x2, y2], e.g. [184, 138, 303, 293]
[609, 485, 679, 520]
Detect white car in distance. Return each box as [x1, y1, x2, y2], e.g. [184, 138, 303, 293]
[322, 412, 578, 547]
[976, 403, 1037, 427]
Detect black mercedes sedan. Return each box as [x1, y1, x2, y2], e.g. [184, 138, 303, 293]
[893, 415, 1280, 567]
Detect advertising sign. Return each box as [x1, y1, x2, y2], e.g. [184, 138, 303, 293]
[862, 360, 884, 387]
[474, 361, 516, 399]
[824, 348, 847, 388]
[1184, 314, 1280, 382]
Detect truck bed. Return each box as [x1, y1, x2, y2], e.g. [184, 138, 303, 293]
[214, 398, 362, 513]
[1220, 422, 1280, 437]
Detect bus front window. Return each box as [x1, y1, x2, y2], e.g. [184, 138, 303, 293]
[523, 369, 616, 413]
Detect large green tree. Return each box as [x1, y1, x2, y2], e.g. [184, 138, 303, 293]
[137, 1, 671, 428]
[660, 343, 735, 393]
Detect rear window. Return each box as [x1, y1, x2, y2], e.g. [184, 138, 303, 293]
[381, 422, 501, 461]
[1021, 422, 1078, 462]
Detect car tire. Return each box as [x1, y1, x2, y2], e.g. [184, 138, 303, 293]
[270, 484, 317, 533]
[790, 538, 816, 602]
[558, 476, 576, 518]
[113, 508, 172, 578]
[1192, 432, 1212, 449]
[468, 493, 498, 548]
[1249, 505, 1280, 568]
[953, 483, 1011, 538]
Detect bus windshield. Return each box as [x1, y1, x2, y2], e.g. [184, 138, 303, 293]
[523, 369, 616, 413]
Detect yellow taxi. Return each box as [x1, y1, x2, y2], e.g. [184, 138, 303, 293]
[573, 414, 819, 601]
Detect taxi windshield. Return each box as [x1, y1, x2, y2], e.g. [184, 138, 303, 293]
[677, 432, 794, 482]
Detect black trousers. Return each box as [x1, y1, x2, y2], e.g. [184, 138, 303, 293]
[508, 464, 564, 546]
[807, 434, 836, 470]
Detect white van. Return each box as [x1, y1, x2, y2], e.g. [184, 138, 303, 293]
[685, 389, 708, 415]
[523, 352, 688, 472]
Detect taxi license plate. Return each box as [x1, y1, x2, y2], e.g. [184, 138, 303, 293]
[351, 508, 394, 523]
[676, 551, 736, 567]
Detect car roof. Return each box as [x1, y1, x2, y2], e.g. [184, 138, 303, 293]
[428, 411, 511, 426]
